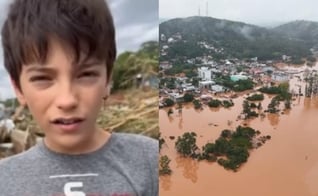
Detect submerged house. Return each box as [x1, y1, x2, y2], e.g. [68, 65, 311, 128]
[271, 72, 289, 83]
[169, 93, 184, 103]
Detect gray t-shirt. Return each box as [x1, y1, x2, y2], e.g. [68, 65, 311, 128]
[0, 132, 158, 196]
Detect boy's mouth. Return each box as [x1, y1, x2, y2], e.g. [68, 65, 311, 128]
[51, 117, 84, 125]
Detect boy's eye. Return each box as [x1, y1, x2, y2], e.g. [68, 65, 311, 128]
[79, 71, 99, 78]
[29, 76, 52, 82]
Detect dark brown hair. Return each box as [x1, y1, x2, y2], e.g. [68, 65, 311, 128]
[2, 0, 117, 91]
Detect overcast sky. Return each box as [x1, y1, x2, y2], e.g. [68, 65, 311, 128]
[0, 0, 158, 99]
[160, 0, 318, 26]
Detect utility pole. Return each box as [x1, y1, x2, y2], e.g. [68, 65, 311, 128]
[206, 1, 208, 16]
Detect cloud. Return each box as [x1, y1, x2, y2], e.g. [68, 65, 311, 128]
[109, 0, 158, 53]
[160, 0, 318, 26]
[116, 23, 158, 53]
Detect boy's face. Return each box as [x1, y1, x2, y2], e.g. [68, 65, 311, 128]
[12, 39, 109, 151]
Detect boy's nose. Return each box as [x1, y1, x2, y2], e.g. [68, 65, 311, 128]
[55, 85, 78, 111]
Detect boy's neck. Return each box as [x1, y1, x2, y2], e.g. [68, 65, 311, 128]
[43, 128, 111, 155]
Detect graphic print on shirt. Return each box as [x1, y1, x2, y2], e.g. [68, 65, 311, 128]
[64, 182, 85, 196]
[50, 173, 98, 196]
[49, 173, 136, 196]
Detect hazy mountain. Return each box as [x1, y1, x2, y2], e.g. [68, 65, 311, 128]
[273, 20, 318, 48]
[160, 16, 312, 61]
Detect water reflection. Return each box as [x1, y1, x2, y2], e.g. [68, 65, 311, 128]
[175, 155, 199, 183]
[168, 114, 174, 123]
[267, 113, 280, 126]
[160, 175, 172, 191]
[313, 97, 318, 108]
[304, 98, 312, 109]
[208, 107, 221, 112]
[178, 116, 183, 129]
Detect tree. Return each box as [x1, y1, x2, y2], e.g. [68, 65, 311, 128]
[284, 99, 291, 110]
[112, 41, 158, 91]
[221, 129, 232, 138]
[193, 99, 202, 109]
[167, 108, 173, 116]
[242, 100, 258, 119]
[159, 133, 165, 150]
[267, 97, 280, 113]
[175, 132, 199, 158]
[243, 100, 250, 114]
[159, 155, 172, 175]
[208, 99, 222, 107]
[246, 93, 264, 101]
[201, 143, 217, 162]
[164, 98, 175, 107]
[222, 100, 234, 108]
[183, 93, 194, 102]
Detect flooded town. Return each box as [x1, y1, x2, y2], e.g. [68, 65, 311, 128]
[158, 26, 318, 195]
[159, 60, 318, 195]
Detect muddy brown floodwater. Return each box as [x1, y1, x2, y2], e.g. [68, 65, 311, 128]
[159, 64, 318, 196]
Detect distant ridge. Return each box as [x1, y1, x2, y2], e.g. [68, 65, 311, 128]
[160, 16, 316, 61]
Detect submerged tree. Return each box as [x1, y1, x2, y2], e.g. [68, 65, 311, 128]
[159, 155, 172, 175]
[175, 132, 199, 158]
[159, 133, 165, 151]
[193, 99, 202, 109]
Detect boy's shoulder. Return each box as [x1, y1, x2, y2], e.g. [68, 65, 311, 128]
[109, 132, 158, 162]
[112, 132, 158, 146]
[110, 132, 158, 155]
[0, 145, 39, 176]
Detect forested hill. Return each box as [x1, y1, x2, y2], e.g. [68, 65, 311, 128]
[160, 16, 315, 61]
[273, 20, 318, 49]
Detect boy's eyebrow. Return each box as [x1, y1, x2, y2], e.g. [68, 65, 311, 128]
[25, 61, 103, 73]
[25, 66, 56, 74]
[78, 61, 103, 69]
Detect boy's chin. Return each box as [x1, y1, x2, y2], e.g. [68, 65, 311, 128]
[47, 134, 95, 154]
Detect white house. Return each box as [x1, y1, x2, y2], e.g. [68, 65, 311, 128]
[160, 61, 172, 70]
[282, 55, 291, 61]
[160, 34, 166, 41]
[183, 86, 196, 92]
[167, 37, 174, 43]
[169, 93, 184, 103]
[198, 67, 212, 81]
[271, 72, 289, 82]
[162, 45, 169, 50]
[211, 85, 225, 93]
[199, 80, 215, 88]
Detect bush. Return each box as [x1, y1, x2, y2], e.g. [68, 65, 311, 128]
[222, 100, 234, 108]
[183, 93, 194, 102]
[259, 86, 281, 94]
[193, 99, 202, 109]
[246, 93, 264, 101]
[164, 98, 175, 107]
[208, 99, 222, 107]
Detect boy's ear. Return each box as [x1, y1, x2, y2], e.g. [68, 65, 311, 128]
[103, 83, 111, 99]
[103, 73, 112, 99]
[10, 79, 26, 106]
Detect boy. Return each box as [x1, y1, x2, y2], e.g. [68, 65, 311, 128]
[0, 0, 159, 195]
